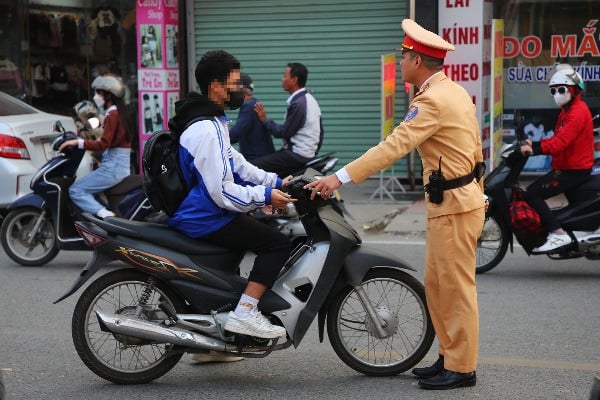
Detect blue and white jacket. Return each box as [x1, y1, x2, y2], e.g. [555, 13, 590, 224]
[167, 95, 282, 238]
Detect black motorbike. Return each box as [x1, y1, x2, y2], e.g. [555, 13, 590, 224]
[253, 151, 339, 246]
[55, 168, 434, 384]
[0, 120, 154, 266]
[476, 116, 600, 274]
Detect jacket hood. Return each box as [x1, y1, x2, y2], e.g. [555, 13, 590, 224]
[168, 93, 224, 133]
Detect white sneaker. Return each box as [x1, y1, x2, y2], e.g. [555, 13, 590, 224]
[224, 311, 286, 339]
[96, 208, 116, 219]
[191, 351, 244, 364]
[533, 233, 572, 253]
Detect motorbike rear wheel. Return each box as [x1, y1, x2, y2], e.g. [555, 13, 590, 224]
[72, 268, 187, 384]
[476, 215, 509, 274]
[0, 207, 58, 266]
[327, 268, 434, 376]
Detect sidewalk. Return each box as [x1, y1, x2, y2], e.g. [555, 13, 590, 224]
[336, 177, 427, 242]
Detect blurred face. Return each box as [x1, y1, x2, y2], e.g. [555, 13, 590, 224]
[211, 70, 242, 109]
[281, 67, 296, 93]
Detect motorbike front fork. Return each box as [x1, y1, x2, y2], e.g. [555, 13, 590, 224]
[354, 285, 388, 339]
[27, 210, 48, 246]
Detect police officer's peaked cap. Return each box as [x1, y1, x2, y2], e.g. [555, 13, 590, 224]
[400, 19, 455, 59]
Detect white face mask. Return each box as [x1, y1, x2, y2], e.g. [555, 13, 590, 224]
[552, 91, 571, 107]
[93, 93, 105, 109]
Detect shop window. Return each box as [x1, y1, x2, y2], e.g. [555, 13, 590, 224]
[0, 0, 137, 117]
[495, 0, 600, 172]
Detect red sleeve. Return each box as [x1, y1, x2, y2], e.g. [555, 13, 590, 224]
[540, 110, 584, 156]
[83, 111, 118, 152]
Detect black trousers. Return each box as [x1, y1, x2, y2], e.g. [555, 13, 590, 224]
[524, 169, 591, 232]
[252, 149, 310, 178]
[202, 214, 292, 288]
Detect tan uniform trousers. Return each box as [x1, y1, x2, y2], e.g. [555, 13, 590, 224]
[424, 206, 484, 373]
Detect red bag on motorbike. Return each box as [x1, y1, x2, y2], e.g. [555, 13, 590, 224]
[509, 186, 544, 234]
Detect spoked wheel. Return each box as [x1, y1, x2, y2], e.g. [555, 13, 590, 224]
[0, 207, 58, 266]
[72, 269, 187, 384]
[476, 215, 509, 274]
[327, 268, 434, 376]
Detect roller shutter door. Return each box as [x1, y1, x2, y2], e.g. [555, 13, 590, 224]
[190, 0, 410, 172]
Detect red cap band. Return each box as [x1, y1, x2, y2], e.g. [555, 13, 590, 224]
[402, 36, 447, 59]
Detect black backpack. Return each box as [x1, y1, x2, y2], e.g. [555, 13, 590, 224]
[142, 116, 211, 216]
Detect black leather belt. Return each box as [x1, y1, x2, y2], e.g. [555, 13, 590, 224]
[424, 162, 486, 192]
[442, 171, 477, 191]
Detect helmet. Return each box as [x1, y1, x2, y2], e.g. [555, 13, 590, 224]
[73, 100, 98, 121]
[91, 75, 125, 98]
[549, 64, 585, 90]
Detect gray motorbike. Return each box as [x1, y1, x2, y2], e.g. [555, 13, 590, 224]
[55, 169, 434, 384]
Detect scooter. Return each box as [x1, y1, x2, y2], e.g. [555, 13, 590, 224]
[253, 151, 340, 246]
[476, 114, 600, 274]
[0, 120, 154, 266]
[54, 168, 434, 384]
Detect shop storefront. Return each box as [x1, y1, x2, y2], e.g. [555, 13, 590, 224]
[496, 0, 600, 172]
[0, 0, 139, 114]
[0, 0, 187, 172]
[185, 0, 600, 175]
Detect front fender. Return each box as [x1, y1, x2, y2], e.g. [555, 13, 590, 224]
[8, 193, 45, 211]
[343, 245, 415, 286]
[317, 245, 416, 342]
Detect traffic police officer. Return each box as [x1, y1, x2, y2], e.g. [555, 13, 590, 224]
[305, 18, 485, 390]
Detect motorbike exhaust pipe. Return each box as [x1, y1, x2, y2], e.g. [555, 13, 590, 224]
[96, 311, 227, 351]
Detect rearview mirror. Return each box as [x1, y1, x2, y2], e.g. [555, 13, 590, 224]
[53, 120, 65, 133]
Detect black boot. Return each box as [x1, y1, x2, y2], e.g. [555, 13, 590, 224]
[411, 356, 444, 379]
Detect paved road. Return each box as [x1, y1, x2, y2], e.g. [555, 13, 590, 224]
[1, 240, 598, 400]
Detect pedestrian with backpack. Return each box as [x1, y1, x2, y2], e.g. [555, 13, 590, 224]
[167, 49, 295, 339]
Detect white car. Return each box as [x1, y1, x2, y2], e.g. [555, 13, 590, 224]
[0, 91, 93, 210]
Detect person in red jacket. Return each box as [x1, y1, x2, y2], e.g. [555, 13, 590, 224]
[520, 64, 594, 253]
[59, 75, 134, 219]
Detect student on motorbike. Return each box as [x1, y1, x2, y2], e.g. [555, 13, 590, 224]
[59, 75, 134, 219]
[167, 49, 295, 339]
[520, 65, 594, 253]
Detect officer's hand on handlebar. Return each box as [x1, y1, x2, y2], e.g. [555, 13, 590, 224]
[304, 174, 342, 200]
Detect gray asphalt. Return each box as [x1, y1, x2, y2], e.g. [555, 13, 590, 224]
[0, 178, 599, 399]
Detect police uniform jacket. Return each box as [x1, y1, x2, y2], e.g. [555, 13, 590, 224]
[345, 72, 485, 218]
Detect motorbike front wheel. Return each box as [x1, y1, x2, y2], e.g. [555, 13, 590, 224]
[72, 269, 187, 384]
[476, 214, 509, 274]
[327, 268, 434, 376]
[0, 207, 58, 266]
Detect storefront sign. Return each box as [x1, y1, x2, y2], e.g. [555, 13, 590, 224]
[381, 53, 396, 139]
[136, 0, 180, 170]
[439, 0, 493, 166]
[490, 19, 504, 169]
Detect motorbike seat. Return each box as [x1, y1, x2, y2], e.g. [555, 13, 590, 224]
[104, 174, 143, 196]
[98, 216, 233, 256]
[564, 174, 600, 205]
